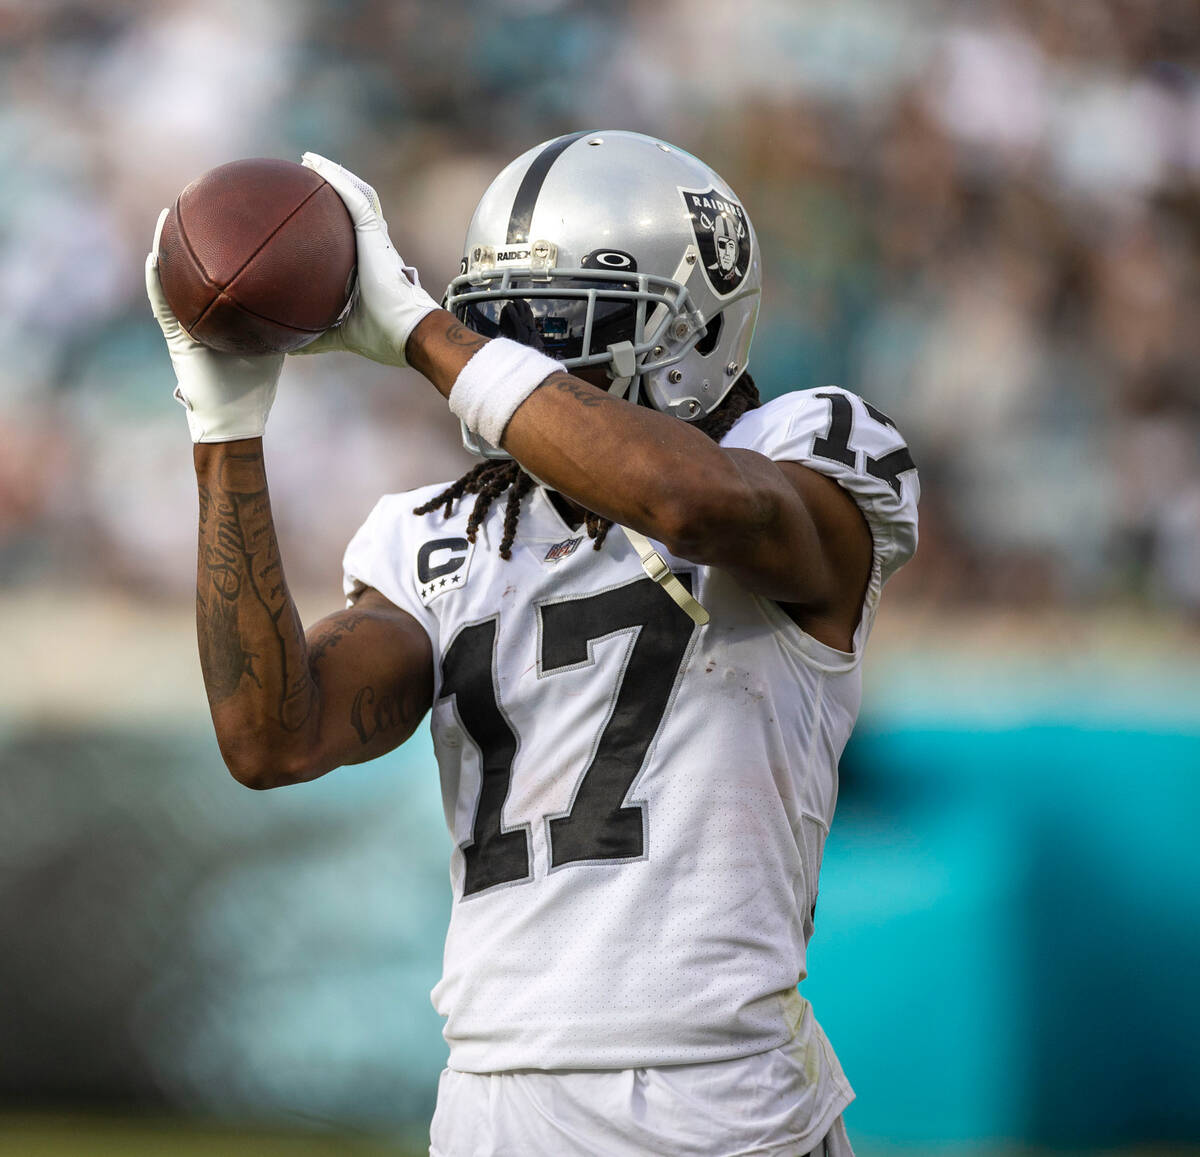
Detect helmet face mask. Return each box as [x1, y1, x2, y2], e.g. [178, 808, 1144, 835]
[451, 267, 684, 366]
[444, 130, 761, 458]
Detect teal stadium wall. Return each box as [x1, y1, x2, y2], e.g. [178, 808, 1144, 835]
[2, 707, 1197, 1148]
[805, 724, 1200, 1149]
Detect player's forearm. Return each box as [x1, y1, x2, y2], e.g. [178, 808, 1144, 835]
[502, 373, 736, 543]
[194, 440, 319, 788]
[406, 312, 757, 554]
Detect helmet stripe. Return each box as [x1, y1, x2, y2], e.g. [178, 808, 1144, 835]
[506, 130, 591, 244]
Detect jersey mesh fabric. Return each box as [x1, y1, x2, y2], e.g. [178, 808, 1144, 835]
[342, 389, 918, 1086]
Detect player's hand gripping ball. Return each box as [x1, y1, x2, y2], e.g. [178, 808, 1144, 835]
[156, 158, 357, 355]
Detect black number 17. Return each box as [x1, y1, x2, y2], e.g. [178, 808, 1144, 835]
[813, 391, 916, 496]
[439, 576, 697, 897]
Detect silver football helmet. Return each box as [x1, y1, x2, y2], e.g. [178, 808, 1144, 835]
[445, 130, 761, 457]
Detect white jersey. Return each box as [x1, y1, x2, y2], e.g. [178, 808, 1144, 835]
[342, 389, 918, 1088]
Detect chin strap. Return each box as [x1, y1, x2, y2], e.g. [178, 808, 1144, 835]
[619, 525, 710, 626]
[604, 341, 638, 403]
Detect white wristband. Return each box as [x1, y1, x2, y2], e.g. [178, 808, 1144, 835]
[448, 338, 563, 448]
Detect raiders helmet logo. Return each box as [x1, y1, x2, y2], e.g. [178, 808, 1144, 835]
[680, 188, 751, 296]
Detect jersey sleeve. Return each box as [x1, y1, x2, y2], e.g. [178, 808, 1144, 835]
[341, 491, 436, 630]
[722, 387, 920, 586]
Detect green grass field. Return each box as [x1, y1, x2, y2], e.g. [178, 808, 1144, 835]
[2, 1116, 1198, 1157]
[0, 1115, 425, 1157]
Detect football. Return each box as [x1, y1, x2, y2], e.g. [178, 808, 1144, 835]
[156, 157, 357, 355]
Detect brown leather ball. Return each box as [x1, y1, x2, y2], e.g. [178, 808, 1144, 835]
[156, 158, 357, 355]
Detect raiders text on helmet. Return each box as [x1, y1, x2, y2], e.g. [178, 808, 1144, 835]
[445, 130, 761, 456]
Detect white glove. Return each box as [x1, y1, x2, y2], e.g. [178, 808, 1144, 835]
[293, 152, 439, 366]
[146, 209, 284, 443]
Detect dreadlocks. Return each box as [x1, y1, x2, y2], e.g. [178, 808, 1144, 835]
[413, 373, 763, 560]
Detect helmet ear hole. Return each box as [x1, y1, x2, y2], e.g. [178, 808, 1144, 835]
[695, 314, 723, 356]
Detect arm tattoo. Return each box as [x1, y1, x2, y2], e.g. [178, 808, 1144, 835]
[350, 682, 410, 745]
[544, 371, 611, 408]
[443, 321, 489, 355]
[308, 614, 366, 674]
[197, 479, 261, 699]
[196, 451, 315, 730]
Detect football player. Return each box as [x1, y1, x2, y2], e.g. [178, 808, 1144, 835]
[147, 130, 918, 1156]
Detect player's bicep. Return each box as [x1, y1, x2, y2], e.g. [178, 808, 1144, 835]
[772, 459, 873, 635]
[712, 452, 872, 649]
[305, 587, 435, 773]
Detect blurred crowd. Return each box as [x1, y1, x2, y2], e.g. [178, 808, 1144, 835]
[1, 0, 1198, 615]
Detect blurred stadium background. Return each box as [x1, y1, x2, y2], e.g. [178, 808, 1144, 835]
[2, 0, 1199, 1153]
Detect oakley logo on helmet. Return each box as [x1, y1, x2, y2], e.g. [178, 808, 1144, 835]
[680, 188, 750, 296]
[581, 249, 638, 272]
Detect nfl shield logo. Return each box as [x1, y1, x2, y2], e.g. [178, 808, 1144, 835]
[544, 536, 583, 563]
[680, 187, 751, 297]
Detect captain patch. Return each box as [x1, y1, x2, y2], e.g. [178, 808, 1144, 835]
[417, 536, 475, 604]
